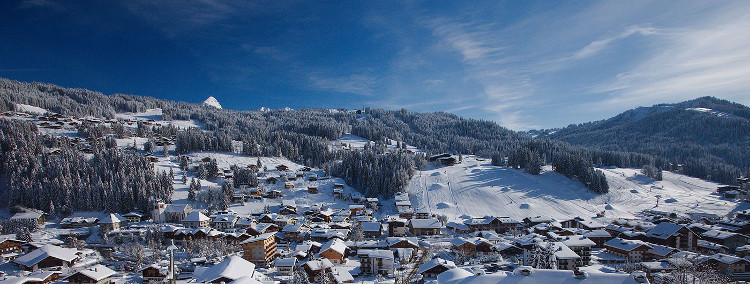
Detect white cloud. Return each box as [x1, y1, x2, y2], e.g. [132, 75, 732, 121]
[589, 7, 750, 108]
[573, 26, 657, 59]
[424, 17, 537, 130]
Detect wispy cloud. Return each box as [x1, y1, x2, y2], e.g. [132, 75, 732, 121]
[424, 17, 537, 129]
[573, 26, 658, 59]
[588, 5, 750, 108]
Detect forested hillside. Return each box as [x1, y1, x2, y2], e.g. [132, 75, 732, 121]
[0, 78, 742, 216]
[531, 97, 750, 184]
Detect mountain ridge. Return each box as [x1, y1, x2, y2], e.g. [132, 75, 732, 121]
[528, 96, 750, 182]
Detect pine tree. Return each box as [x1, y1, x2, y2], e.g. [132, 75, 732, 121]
[188, 179, 197, 202]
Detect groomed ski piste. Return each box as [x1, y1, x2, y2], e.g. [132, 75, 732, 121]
[407, 155, 745, 222]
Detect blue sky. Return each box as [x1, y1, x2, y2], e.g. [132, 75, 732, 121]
[2, 0, 750, 130]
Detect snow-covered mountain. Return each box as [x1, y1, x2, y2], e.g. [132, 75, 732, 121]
[203, 96, 222, 109]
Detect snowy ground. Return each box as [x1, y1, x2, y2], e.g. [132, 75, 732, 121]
[154, 151, 369, 217]
[15, 103, 47, 115]
[332, 133, 420, 152]
[407, 156, 744, 222]
[115, 108, 203, 129]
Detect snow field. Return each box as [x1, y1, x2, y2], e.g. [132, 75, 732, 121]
[407, 156, 742, 222]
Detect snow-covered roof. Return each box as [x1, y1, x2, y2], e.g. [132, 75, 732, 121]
[99, 213, 124, 224]
[697, 240, 727, 251]
[0, 271, 59, 284]
[320, 239, 348, 255]
[446, 222, 470, 231]
[14, 245, 78, 267]
[495, 241, 520, 252]
[646, 222, 686, 240]
[698, 253, 749, 265]
[583, 229, 611, 238]
[70, 264, 116, 281]
[436, 267, 648, 284]
[275, 257, 297, 267]
[213, 214, 239, 223]
[165, 204, 190, 213]
[332, 267, 354, 283]
[10, 211, 42, 220]
[303, 258, 333, 271]
[647, 244, 677, 257]
[544, 242, 580, 260]
[183, 211, 209, 223]
[437, 268, 475, 283]
[228, 276, 261, 284]
[282, 223, 307, 233]
[241, 232, 275, 244]
[361, 222, 382, 232]
[193, 255, 256, 283]
[418, 257, 456, 274]
[736, 244, 750, 252]
[561, 235, 596, 248]
[395, 200, 411, 206]
[604, 238, 653, 252]
[122, 212, 143, 218]
[701, 229, 740, 240]
[386, 237, 418, 247]
[410, 218, 442, 229]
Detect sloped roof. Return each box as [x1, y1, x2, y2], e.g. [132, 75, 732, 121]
[418, 257, 456, 274]
[303, 258, 334, 271]
[320, 239, 348, 255]
[228, 276, 261, 284]
[647, 244, 677, 257]
[438, 267, 647, 284]
[241, 233, 275, 244]
[698, 253, 749, 265]
[282, 222, 307, 233]
[165, 204, 190, 213]
[275, 257, 297, 267]
[183, 211, 209, 223]
[446, 222, 470, 231]
[583, 229, 611, 238]
[70, 264, 116, 281]
[194, 255, 256, 283]
[14, 245, 78, 267]
[701, 229, 739, 240]
[604, 238, 653, 252]
[561, 235, 596, 248]
[646, 222, 686, 240]
[1, 271, 59, 284]
[361, 222, 382, 232]
[386, 237, 419, 247]
[99, 213, 124, 224]
[363, 249, 393, 260]
[410, 218, 442, 229]
[10, 211, 42, 220]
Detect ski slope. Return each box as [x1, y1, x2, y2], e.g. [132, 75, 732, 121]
[407, 156, 744, 222]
